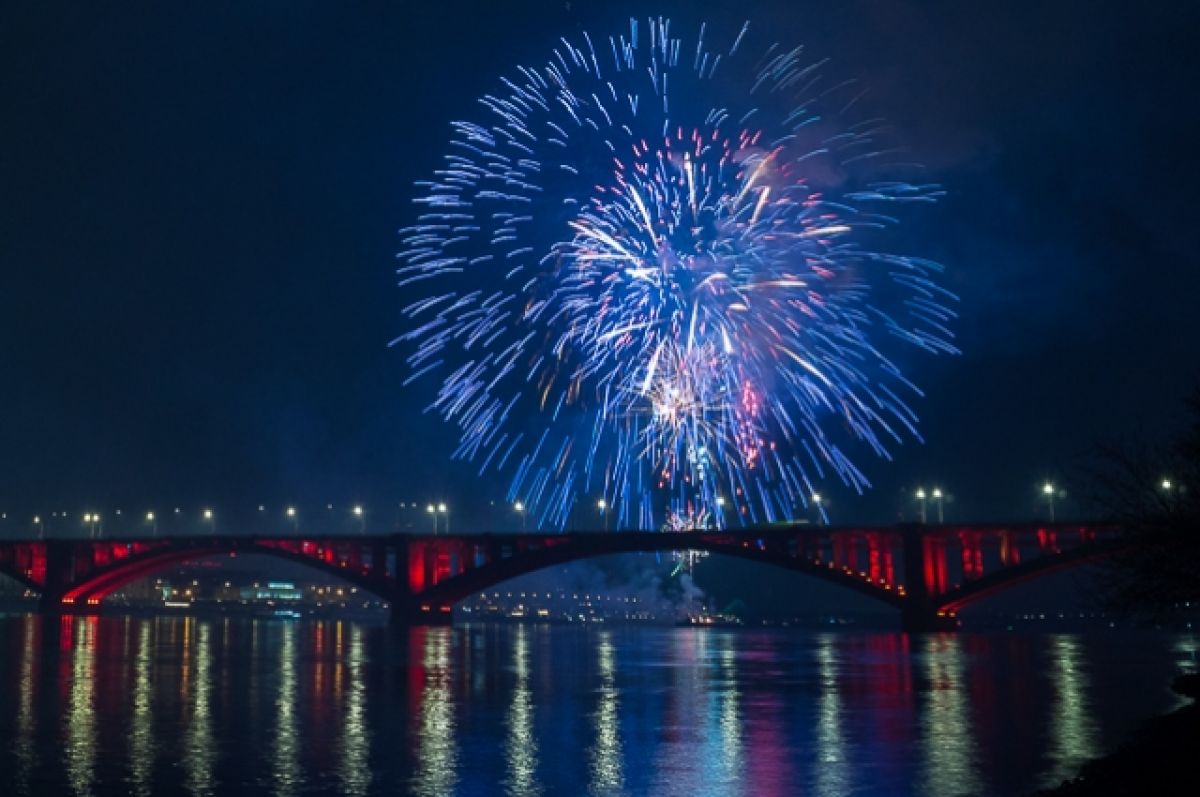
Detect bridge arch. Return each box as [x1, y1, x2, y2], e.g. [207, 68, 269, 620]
[933, 540, 1124, 615]
[56, 539, 394, 608]
[407, 533, 907, 616]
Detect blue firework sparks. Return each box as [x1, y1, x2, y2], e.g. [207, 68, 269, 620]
[395, 18, 958, 530]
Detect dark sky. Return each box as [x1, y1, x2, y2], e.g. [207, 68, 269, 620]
[1, 1, 1197, 533]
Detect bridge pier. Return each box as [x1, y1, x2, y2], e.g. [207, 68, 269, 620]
[899, 524, 960, 633]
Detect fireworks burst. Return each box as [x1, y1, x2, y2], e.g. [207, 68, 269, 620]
[395, 18, 958, 530]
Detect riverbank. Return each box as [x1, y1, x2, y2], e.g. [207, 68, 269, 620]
[1035, 673, 1199, 796]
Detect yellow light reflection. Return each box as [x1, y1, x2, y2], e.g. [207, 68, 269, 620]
[414, 627, 458, 797]
[715, 638, 744, 786]
[66, 617, 97, 797]
[14, 616, 38, 793]
[130, 621, 155, 797]
[503, 624, 542, 797]
[1044, 636, 1098, 786]
[814, 633, 851, 796]
[918, 635, 979, 797]
[588, 631, 624, 794]
[274, 623, 302, 797]
[184, 621, 215, 797]
[338, 624, 371, 796]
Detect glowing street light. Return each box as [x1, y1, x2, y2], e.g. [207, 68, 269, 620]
[286, 506, 298, 532]
[203, 508, 214, 534]
[1161, 478, 1173, 491]
[931, 488, 945, 524]
[33, 515, 43, 539]
[353, 505, 365, 533]
[146, 511, 157, 537]
[597, 499, 608, 531]
[426, 504, 437, 534]
[1042, 482, 1056, 522]
[437, 503, 449, 535]
[914, 489, 928, 524]
[812, 493, 826, 525]
[514, 501, 527, 533]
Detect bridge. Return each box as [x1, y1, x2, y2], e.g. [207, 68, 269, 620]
[0, 523, 1121, 631]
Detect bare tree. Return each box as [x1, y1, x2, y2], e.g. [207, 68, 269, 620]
[1080, 391, 1200, 618]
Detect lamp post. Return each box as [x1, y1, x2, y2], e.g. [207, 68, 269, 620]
[353, 505, 365, 534]
[33, 515, 43, 539]
[514, 501, 526, 533]
[426, 504, 437, 534]
[931, 488, 945, 524]
[438, 503, 449, 535]
[812, 493, 825, 525]
[914, 489, 928, 524]
[203, 508, 215, 535]
[286, 506, 298, 533]
[597, 499, 608, 531]
[146, 511, 157, 537]
[1042, 482, 1056, 522]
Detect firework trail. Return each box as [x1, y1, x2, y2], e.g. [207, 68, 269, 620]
[395, 18, 957, 530]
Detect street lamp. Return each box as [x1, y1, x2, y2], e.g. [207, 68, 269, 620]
[146, 511, 157, 537]
[353, 505, 365, 534]
[1161, 478, 1173, 491]
[33, 515, 43, 539]
[514, 501, 527, 533]
[1042, 482, 1056, 522]
[286, 506, 298, 532]
[931, 488, 945, 524]
[812, 493, 826, 525]
[426, 504, 437, 534]
[597, 499, 608, 531]
[438, 502, 449, 535]
[914, 489, 928, 524]
[203, 508, 215, 535]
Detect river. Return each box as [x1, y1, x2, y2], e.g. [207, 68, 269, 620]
[0, 615, 1194, 796]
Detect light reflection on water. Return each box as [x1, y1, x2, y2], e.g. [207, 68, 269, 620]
[274, 621, 301, 797]
[64, 617, 96, 797]
[503, 625, 541, 797]
[412, 627, 458, 797]
[920, 635, 981, 797]
[1045, 635, 1099, 786]
[0, 616, 1192, 797]
[588, 631, 624, 796]
[129, 621, 153, 797]
[814, 633, 851, 797]
[339, 624, 371, 797]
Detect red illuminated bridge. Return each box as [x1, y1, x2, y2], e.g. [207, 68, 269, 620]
[0, 523, 1122, 631]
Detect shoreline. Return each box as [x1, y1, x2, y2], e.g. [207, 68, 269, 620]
[1035, 673, 1199, 796]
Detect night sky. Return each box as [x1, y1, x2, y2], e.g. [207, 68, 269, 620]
[2, 1, 1197, 532]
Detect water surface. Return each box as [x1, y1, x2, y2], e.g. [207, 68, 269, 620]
[0, 615, 1194, 796]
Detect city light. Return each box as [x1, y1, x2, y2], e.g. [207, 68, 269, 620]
[1042, 482, 1057, 521]
[914, 489, 928, 523]
[353, 505, 364, 516]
